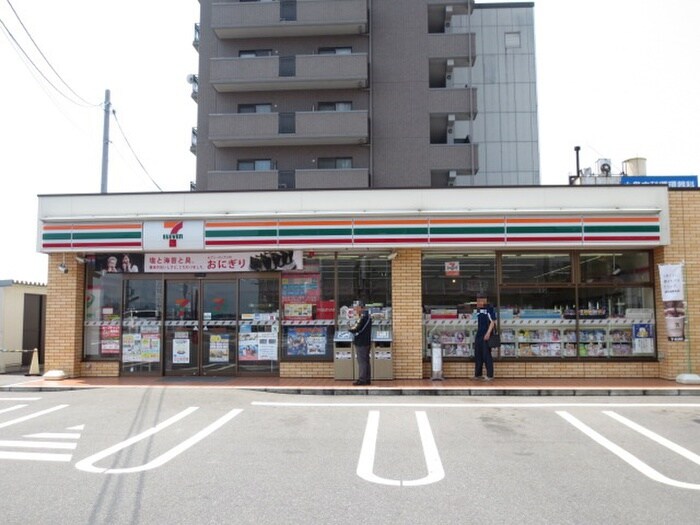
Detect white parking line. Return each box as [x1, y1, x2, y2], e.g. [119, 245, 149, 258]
[253, 401, 700, 408]
[0, 451, 72, 462]
[357, 410, 444, 487]
[557, 410, 700, 491]
[75, 407, 243, 474]
[25, 432, 81, 439]
[603, 411, 700, 466]
[0, 404, 27, 415]
[0, 440, 77, 450]
[0, 405, 68, 429]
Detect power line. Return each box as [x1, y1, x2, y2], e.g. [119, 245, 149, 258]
[111, 108, 163, 192]
[4, 0, 99, 107]
[0, 16, 94, 108]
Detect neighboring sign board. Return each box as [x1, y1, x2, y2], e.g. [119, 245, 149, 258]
[620, 176, 698, 188]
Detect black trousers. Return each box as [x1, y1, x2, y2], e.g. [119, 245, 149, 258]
[355, 344, 371, 382]
[474, 335, 494, 378]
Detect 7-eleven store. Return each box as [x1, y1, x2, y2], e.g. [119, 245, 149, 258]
[37, 185, 699, 381]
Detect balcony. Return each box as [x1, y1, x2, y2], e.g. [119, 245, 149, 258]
[428, 88, 477, 120]
[295, 168, 369, 188]
[207, 170, 279, 191]
[212, 0, 368, 39]
[210, 53, 368, 92]
[209, 110, 369, 147]
[427, 33, 476, 64]
[429, 144, 479, 175]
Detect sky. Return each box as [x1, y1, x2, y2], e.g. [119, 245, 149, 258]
[0, 0, 698, 284]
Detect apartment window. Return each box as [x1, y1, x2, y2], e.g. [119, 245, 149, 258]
[238, 104, 272, 113]
[239, 49, 273, 58]
[317, 101, 352, 112]
[505, 32, 521, 48]
[317, 158, 352, 169]
[318, 47, 352, 55]
[237, 159, 274, 171]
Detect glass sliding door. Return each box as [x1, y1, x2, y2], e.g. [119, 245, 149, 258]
[238, 277, 280, 374]
[122, 278, 163, 375]
[202, 280, 237, 376]
[164, 280, 200, 375]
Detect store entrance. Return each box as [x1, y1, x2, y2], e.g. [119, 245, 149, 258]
[164, 276, 280, 376]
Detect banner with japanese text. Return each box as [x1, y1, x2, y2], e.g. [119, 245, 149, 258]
[144, 251, 303, 273]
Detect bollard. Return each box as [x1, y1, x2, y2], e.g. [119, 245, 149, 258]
[25, 348, 41, 376]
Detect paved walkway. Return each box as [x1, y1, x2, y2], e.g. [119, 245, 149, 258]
[2, 373, 700, 396]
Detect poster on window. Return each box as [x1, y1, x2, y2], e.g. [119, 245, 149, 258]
[257, 332, 279, 361]
[209, 334, 230, 363]
[100, 325, 121, 356]
[658, 263, 686, 341]
[632, 324, 655, 355]
[285, 326, 328, 357]
[239, 332, 259, 361]
[141, 326, 161, 362]
[172, 337, 191, 363]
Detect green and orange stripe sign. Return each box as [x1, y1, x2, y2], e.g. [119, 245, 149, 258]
[41, 215, 661, 251]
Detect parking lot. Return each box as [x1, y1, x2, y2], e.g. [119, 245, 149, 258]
[1, 388, 699, 524]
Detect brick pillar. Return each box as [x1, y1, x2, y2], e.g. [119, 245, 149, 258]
[45, 253, 85, 377]
[391, 249, 423, 379]
[656, 191, 700, 380]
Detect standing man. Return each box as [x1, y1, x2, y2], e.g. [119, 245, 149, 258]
[349, 301, 372, 386]
[472, 294, 496, 381]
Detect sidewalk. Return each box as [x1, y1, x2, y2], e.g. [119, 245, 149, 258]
[2, 373, 700, 396]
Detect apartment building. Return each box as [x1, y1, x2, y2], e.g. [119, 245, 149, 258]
[192, 0, 539, 191]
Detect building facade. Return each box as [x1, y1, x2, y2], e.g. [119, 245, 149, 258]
[0, 281, 46, 372]
[35, 186, 700, 382]
[192, 0, 538, 191]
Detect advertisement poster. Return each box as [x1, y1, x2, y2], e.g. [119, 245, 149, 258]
[286, 327, 328, 357]
[100, 325, 121, 356]
[209, 333, 230, 363]
[141, 327, 161, 362]
[145, 251, 302, 273]
[172, 337, 190, 364]
[122, 334, 141, 362]
[258, 332, 279, 361]
[238, 332, 259, 361]
[632, 323, 655, 355]
[658, 263, 686, 342]
[444, 261, 460, 277]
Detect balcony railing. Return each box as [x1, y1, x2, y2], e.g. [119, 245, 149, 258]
[212, 0, 368, 39]
[429, 144, 479, 175]
[209, 110, 369, 147]
[210, 53, 368, 92]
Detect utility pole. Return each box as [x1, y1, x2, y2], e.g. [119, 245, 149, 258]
[101, 89, 111, 193]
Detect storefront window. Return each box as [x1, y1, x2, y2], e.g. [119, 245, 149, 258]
[337, 253, 391, 308]
[501, 253, 571, 284]
[84, 270, 123, 359]
[122, 279, 163, 374]
[580, 251, 651, 284]
[422, 253, 495, 309]
[281, 252, 336, 359]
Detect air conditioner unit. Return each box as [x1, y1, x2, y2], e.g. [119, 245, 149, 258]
[597, 158, 612, 176]
[446, 73, 452, 80]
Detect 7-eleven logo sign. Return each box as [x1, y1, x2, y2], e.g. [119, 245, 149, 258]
[164, 221, 184, 248]
[144, 220, 204, 250]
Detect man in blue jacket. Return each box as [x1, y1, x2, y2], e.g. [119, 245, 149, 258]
[473, 294, 496, 381]
[349, 302, 372, 386]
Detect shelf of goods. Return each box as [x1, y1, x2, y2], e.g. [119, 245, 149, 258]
[424, 319, 476, 358]
[499, 317, 655, 358]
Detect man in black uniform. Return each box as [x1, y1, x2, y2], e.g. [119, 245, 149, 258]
[349, 302, 372, 386]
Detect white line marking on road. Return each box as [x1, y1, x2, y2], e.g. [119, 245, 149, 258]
[0, 440, 77, 450]
[67, 425, 85, 430]
[357, 410, 444, 487]
[0, 451, 72, 462]
[0, 404, 27, 415]
[75, 407, 243, 474]
[254, 401, 700, 409]
[603, 411, 700, 466]
[25, 432, 81, 439]
[557, 411, 700, 491]
[0, 398, 40, 401]
[0, 405, 68, 429]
